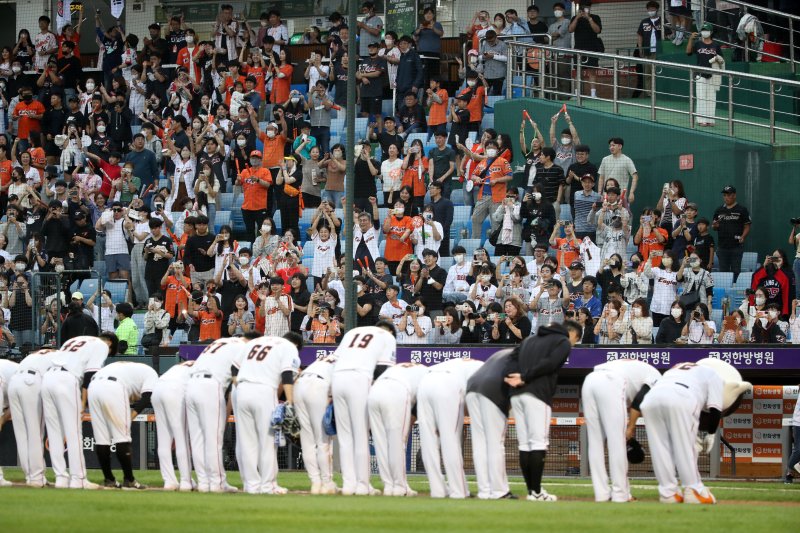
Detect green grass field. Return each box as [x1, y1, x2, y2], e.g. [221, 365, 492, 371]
[0, 469, 798, 532]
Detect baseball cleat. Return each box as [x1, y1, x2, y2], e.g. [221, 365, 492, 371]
[659, 493, 684, 504]
[404, 488, 418, 497]
[162, 484, 179, 491]
[103, 479, 122, 489]
[272, 485, 288, 495]
[0, 479, 12, 487]
[526, 489, 557, 502]
[26, 481, 46, 488]
[684, 488, 716, 505]
[122, 480, 148, 490]
[80, 481, 101, 490]
[310, 482, 322, 495]
[784, 475, 794, 484]
[368, 486, 382, 496]
[794, 463, 800, 476]
[320, 482, 339, 495]
[498, 492, 518, 500]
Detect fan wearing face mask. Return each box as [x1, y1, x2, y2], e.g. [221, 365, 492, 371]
[643, 249, 679, 326]
[686, 23, 725, 127]
[549, 109, 581, 176]
[750, 250, 794, 317]
[676, 252, 714, 307]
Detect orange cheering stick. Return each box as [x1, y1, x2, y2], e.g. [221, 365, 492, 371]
[560, 103, 567, 114]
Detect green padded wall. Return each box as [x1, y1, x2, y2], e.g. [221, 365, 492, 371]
[495, 98, 794, 260]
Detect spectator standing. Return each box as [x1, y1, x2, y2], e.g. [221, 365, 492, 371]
[418, 249, 447, 318]
[428, 132, 456, 199]
[676, 252, 715, 307]
[573, 175, 602, 241]
[550, 111, 581, 177]
[95, 201, 130, 284]
[712, 185, 751, 282]
[681, 302, 717, 344]
[492, 189, 523, 257]
[569, 1, 604, 98]
[637, 2, 663, 97]
[379, 31, 401, 91]
[469, 139, 512, 239]
[644, 250, 679, 325]
[358, 2, 383, 58]
[114, 302, 139, 354]
[239, 150, 272, 241]
[686, 24, 725, 127]
[414, 7, 444, 85]
[307, 81, 334, 156]
[480, 30, 507, 96]
[548, 4, 572, 96]
[34, 16, 58, 72]
[428, 182, 453, 256]
[382, 201, 414, 273]
[671, 202, 699, 259]
[184, 215, 216, 286]
[443, 247, 471, 304]
[598, 138, 638, 204]
[143, 218, 174, 299]
[534, 147, 565, 205]
[395, 36, 424, 105]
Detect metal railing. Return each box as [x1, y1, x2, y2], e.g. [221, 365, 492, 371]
[463, 33, 553, 72]
[504, 41, 800, 144]
[661, 0, 799, 71]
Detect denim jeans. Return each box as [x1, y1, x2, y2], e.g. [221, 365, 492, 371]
[323, 190, 344, 209]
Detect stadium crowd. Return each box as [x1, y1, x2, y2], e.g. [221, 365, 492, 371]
[0, 2, 797, 356]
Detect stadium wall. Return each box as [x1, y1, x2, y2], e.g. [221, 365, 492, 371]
[494, 98, 795, 261]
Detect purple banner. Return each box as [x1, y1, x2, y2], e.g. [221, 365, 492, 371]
[178, 344, 800, 370]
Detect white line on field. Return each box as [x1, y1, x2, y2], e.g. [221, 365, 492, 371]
[504, 481, 798, 493]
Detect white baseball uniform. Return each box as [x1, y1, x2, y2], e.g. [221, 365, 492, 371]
[88, 362, 158, 446]
[7, 349, 59, 487]
[465, 349, 513, 500]
[331, 326, 397, 495]
[417, 358, 484, 499]
[151, 361, 195, 490]
[0, 359, 20, 485]
[582, 359, 661, 502]
[640, 364, 723, 502]
[294, 356, 337, 493]
[234, 336, 300, 494]
[368, 362, 430, 496]
[185, 337, 247, 492]
[41, 336, 110, 488]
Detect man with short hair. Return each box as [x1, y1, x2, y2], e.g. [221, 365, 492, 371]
[470, 139, 512, 239]
[395, 36, 424, 104]
[123, 133, 159, 192]
[712, 185, 751, 282]
[357, 2, 383, 57]
[598, 137, 638, 204]
[183, 215, 217, 285]
[573, 174, 601, 241]
[418, 248, 448, 317]
[480, 30, 508, 95]
[428, 132, 456, 199]
[429, 182, 454, 256]
[115, 303, 139, 355]
[533, 147, 566, 205]
[34, 16, 59, 72]
[569, 1, 604, 98]
[144, 218, 175, 298]
[566, 144, 598, 217]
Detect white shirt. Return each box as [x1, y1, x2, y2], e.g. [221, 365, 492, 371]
[469, 282, 497, 310]
[156, 360, 195, 388]
[379, 47, 401, 89]
[100, 214, 129, 255]
[687, 320, 717, 344]
[374, 363, 430, 398]
[93, 362, 159, 400]
[0, 359, 19, 408]
[645, 266, 678, 315]
[237, 336, 300, 387]
[328, 279, 346, 308]
[380, 158, 404, 192]
[593, 359, 661, 405]
[189, 337, 247, 387]
[311, 234, 337, 278]
[307, 63, 329, 92]
[353, 224, 380, 261]
[16, 348, 59, 374]
[412, 221, 443, 258]
[133, 221, 151, 244]
[379, 299, 409, 326]
[444, 262, 471, 293]
[398, 315, 432, 344]
[301, 356, 337, 381]
[333, 326, 397, 376]
[426, 358, 484, 385]
[51, 336, 110, 381]
[168, 154, 197, 211]
[651, 364, 723, 412]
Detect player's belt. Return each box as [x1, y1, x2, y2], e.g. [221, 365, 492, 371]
[193, 373, 214, 379]
[300, 373, 326, 380]
[24, 369, 38, 375]
[94, 376, 117, 382]
[674, 382, 689, 389]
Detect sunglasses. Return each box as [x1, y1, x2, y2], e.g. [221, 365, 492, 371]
[113, 208, 123, 212]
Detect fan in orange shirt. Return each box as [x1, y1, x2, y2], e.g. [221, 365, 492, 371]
[176, 30, 202, 84]
[466, 10, 491, 51]
[239, 150, 273, 240]
[269, 49, 293, 105]
[425, 78, 449, 138]
[160, 261, 192, 323]
[634, 209, 669, 267]
[459, 72, 487, 130]
[193, 295, 223, 342]
[549, 221, 582, 271]
[382, 201, 414, 272]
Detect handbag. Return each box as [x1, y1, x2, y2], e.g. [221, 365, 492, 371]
[283, 183, 301, 197]
[678, 271, 705, 308]
[488, 226, 501, 247]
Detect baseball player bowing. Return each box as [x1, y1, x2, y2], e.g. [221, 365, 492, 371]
[331, 321, 398, 496]
[234, 332, 302, 494]
[41, 333, 118, 489]
[417, 357, 484, 499]
[504, 321, 582, 502]
[582, 359, 661, 502]
[465, 349, 515, 500]
[0, 358, 19, 486]
[294, 355, 338, 495]
[6, 349, 60, 487]
[640, 358, 750, 504]
[368, 362, 430, 497]
[152, 360, 196, 491]
[186, 337, 247, 493]
[88, 362, 159, 489]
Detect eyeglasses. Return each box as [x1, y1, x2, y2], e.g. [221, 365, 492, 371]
[112, 208, 123, 212]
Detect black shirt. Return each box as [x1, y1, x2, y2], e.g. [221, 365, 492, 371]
[374, 131, 404, 161]
[571, 14, 603, 51]
[691, 40, 723, 77]
[566, 160, 598, 210]
[354, 157, 379, 199]
[290, 290, 311, 331]
[419, 265, 448, 311]
[429, 146, 456, 182]
[357, 293, 376, 327]
[397, 104, 426, 132]
[144, 235, 174, 279]
[526, 20, 549, 44]
[333, 64, 348, 107]
[357, 56, 384, 98]
[69, 223, 96, 269]
[185, 233, 216, 272]
[56, 56, 83, 92]
[692, 232, 715, 265]
[431, 196, 454, 233]
[40, 215, 72, 255]
[42, 106, 67, 137]
[166, 29, 187, 64]
[712, 203, 750, 248]
[448, 108, 471, 147]
[232, 120, 256, 152]
[533, 164, 566, 203]
[637, 17, 663, 53]
[497, 315, 532, 343]
[655, 317, 685, 344]
[218, 271, 247, 316]
[366, 272, 393, 307]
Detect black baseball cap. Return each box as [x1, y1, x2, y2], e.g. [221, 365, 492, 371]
[721, 185, 736, 194]
[569, 260, 585, 270]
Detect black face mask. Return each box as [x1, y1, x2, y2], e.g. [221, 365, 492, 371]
[22, 95, 32, 102]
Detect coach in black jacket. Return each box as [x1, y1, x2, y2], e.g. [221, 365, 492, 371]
[504, 321, 581, 502]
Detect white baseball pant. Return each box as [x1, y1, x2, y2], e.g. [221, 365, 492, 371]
[8, 371, 47, 486]
[151, 383, 193, 490]
[186, 375, 228, 492]
[510, 393, 551, 452]
[640, 385, 706, 500]
[465, 392, 509, 499]
[695, 75, 717, 125]
[417, 374, 469, 499]
[88, 379, 131, 446]
[234, 382, 279, 494]
[294, 374, 334, 486]
[41, 369, 87, 488]
[368, 378, 413, 496]
[331, 370, 373, 495]
[582, 370, 630, 502]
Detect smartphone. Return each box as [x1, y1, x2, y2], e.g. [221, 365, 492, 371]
[498, 313, 507, 319]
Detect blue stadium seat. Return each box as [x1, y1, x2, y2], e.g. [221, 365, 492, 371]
[711, 309, 723, 331]
[559, 204, 573, 223]
[406, 133, 427, 146]
[214, 211, 231, 233]
[379, 240, 386, 256]
[485, 95, 503, 112]
[239, 241, 251, 250]
[464, 218, 491, 242]
[711, 287, 727, 309]
[382, 99, 394, 117]
[453, 205, 471, 227]
[734, 271, 753, 289]
[711, 272, 734, 291]
[483, 242, 495, 256]
[354, 117, 368, 138]
[231, 209, 246, 234]
[302, 256, 314, 270]
[459, 238, 481, 257]
[80, 278, 99, 298]
[169, 329, 187, 346]
[92, 261, 106, 280]
[132, 313, 146, 353]
[219, 192, 235, 211]
[438, 257, 454, 270]
[105, 280, 128, 304]
[741, 252, 759, 272]
[69, 280, 80, 294]
[450, 189, 464, 205]
[303, 241, 315, 257]
[481, 114, 495, 131]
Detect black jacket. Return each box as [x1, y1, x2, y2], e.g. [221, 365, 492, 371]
[61, 311, 99, 343]
[505, 323, 572, 405]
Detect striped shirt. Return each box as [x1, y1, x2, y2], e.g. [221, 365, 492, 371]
[573, 190, 602, 233]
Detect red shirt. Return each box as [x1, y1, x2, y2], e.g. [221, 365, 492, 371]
[639, 227, 669, 267]
[383, 215, 413, 261]
[176, 46, 202, 84]
[97, 160, 121, 198]
[13, 100, 45, 138]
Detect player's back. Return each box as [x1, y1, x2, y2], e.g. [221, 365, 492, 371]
[658, 364, 723, 411]
[0, 359, 19, 385]
[96, 362, 159, 399]
[376, 363, 430, 397]
[190, 338, 247, 386]
[429, 358, 484, 386]
[594, 359, 661, 404]
[237, 336, 300, 387]
[334, 326, 396, 375]
[158, 361, 195, 386]
[17, 349, 60, 375]
[301, 357, 337, 381]
[51, 336, 110, 380]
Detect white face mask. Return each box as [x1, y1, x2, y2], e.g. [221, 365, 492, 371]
[701, 30, 712, 39]
[648, 10, 658, 17]
[202, 169, 212, 176]
[262, 224, 271, 233]
[486, 148, 498, 157]
[608, 309, 618, 318]
[560, 137, 572, 145]
[632, 307, 642, 317]
[15, 262, 26, 271]
[193, 122, 202, 130]
[239, 256, 250, 266]
[54, 264, 65, 273]
[479, 274, 491, 283]
[186, 36, 194, 44]
[11, 66, 21, 74]
[318, 315, 328, 324]
[384, 39, 394, 47]
[333, 150, 343, 159]
[393, 208, 404, 216]
[532, 192, 542, 201]
[690, 259, 701, 268]
[85, 82, 95, 91]
[454, 254, 465, 264]
[661, 258, 673, 268]
[96, 125, 106, 133]
[768, 310, 779, 319]
[755, 296, 766, 306]
[182, 151, 191, 160]
[237, 139, 247, 147]
[355, 284, 363, 293]
[291, 97, 300, 105]
[671, 308, 682, 319]
[466, 80, 476, 87]
[417, 306, 425, 315]
[554, 10, 564, 17]
[266, 130, 276, 139]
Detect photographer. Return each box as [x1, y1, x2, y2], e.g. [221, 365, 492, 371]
[468, 247, 497, 283]
[751, 250, 794, 317]
[142, 294, 171, 352]
[594, 299, 624, 345]
[615, 298, 653, 344]
[643, 249, 678, 325]
[676, 252, 714, 307]
[40, 200, 71, 260]
[40, 300, 60, 347]
[530, 280, 570, 327]
[469, 265, 498, 312]
[8, 273, 33, 349]
[86, 288, 116, 333]
[308, 203, 339, 287]
[398, 299, 432, 344]
[354, 275, 375, 327]
[430, 307, 462, 344]
[491, 297, 532, 344]
[549, 219, 581, 271]
[718, 310, 749, 345]
[0, 205, 27, 256]
[596, 254, 623, 306]
[491, 189, 522, 257]
[495, 265, 532, 304]
[143, 218, 174, 299]
[261, 277, 291, 337]
[304, 300, 340, 344]
[213, 252, 248, 317]
[750, 303, 788, 344]
[681, 302, 716, 344]
[521, 184, 556, 254]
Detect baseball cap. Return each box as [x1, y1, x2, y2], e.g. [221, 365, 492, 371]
[367, 41, 379, 48]
[266, 122, 279, 130]
[701, 22, 713, 31]
[71, 291, 84, 300]
[721, 185, 736, 194]
[467, 49, 479, 57]
[569, 261, 585, 270]
[455, 93, 471, 102]
[685, 202, 699, 211]
[250, 150, 263, 158]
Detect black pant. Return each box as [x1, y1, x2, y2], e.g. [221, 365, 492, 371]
[242, 208, 268, 242]
[145, 272, 164, 299]
[486, 77, 505, 96]
[303, 193, 322, 209]
[279, 195, 300, 241]
[717, 246, 744, 282]
[495, 244, 521, 257]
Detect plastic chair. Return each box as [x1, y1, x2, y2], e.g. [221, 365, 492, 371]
[459, 238, 481, 257]
[741, 252, 759, 272]
[219, 192, 235, 211]
[214, 211, 231, 233]
[79, 278, 99, 298]
[105, 280, 128, 304]
[710, 272, 734, 291]
[450, 189, 464, 205]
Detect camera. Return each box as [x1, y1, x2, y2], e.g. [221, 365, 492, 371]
[791, 217, 800, 225]
[745, 288, 755, 296]
[406, 305, 419, 313]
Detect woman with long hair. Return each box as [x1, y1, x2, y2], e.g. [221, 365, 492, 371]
[194, 160, 218, 228]
[401, 139, 428, 211]
[655, 300, 686, 344]
[289, 273, 311, 332]
[207, 224, 239, 276]
[227, 294, 255, 336]
[616, 297, 653, 344]
[430, 306, 463, 343]
[253, 216, 281, 261]
[682, 302, 717, 344]
[381, 143, 403, 208]
[644, 249, 679, 326]
[491, 296, 532, 343]
[396, 254, 424, 304]
[657, 179, 687, 241]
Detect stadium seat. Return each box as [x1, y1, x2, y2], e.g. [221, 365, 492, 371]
[481, 114, 495, 131]
[711, 309, 723, 331]
[239, 241, 251, 250]
[379, 240, 386, 256]
[105, 280, 128, 304]
[303, 241, 315, 257]
[69, 280, 80, 294]
[710, 272, 734, 291]
[464, 218, 491, 243]
[741, 252, 759, 272]
[485, 95, 503, 111]
[232, 210, 247, 234]
[214, 211, 231, 233]
[438, 256, 454, 270]
[734, 271, 753, 290]
[711, 287, 727, 309]
[219, 192, 235, 211]
[459, 238, 481, 257]
[169, 329, 187, 346]
[132, 313, 146, 354]
[450, 189, 464, 205]
[302, 256, 314, 270]
[483, 242, 495, 256]
[406, 132, 427, 147]
[382, 99, 394, 117]
[559, 204, 573, 223]
[80, 278, 99, 298]
[453, 205, 471, 227]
